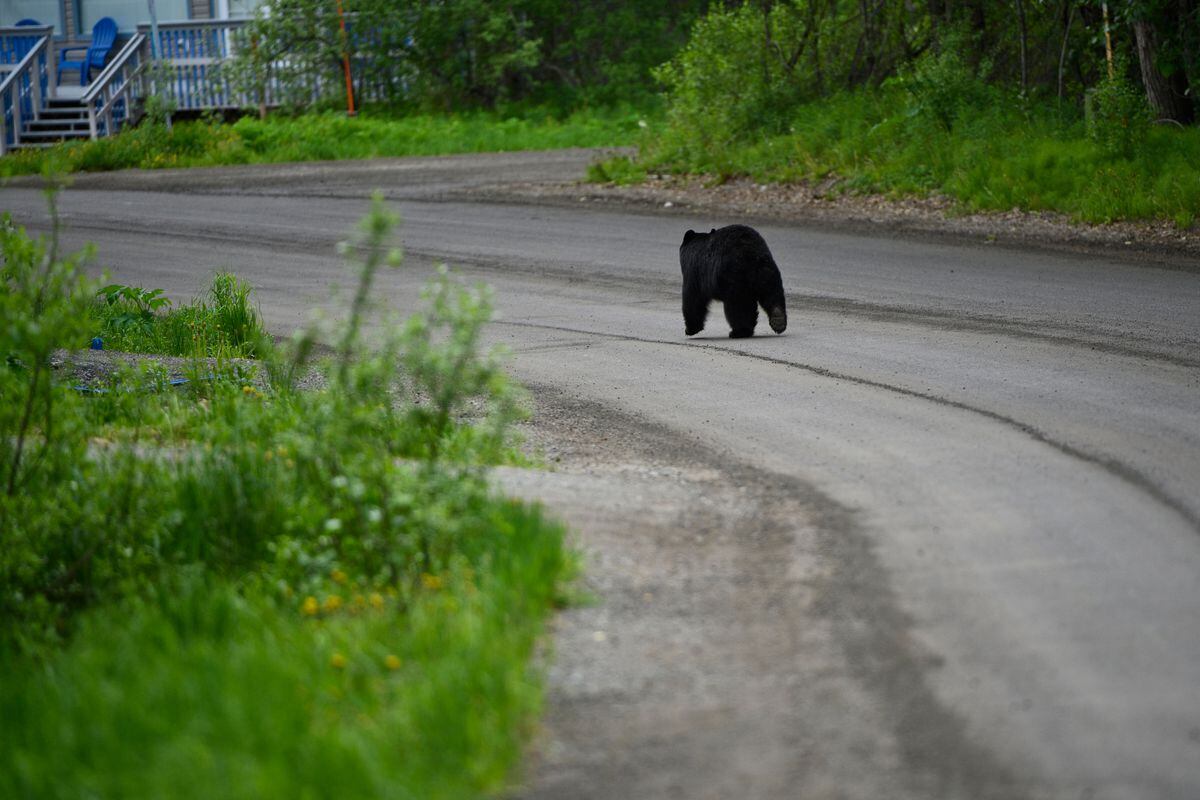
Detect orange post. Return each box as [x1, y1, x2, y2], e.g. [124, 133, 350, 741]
[336, 0, 357, 116]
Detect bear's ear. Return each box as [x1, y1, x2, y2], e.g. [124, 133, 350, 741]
[682, 229, 698, 245]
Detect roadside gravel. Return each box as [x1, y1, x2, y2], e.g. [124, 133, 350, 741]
[472, 170, 1200, 271]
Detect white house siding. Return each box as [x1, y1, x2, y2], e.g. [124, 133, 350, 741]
[4, 0, 211, 34]
[1, 0, 64, 33]
[80, 0, 190, 32]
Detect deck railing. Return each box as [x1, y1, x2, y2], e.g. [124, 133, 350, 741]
[137, 18, 395, 111]
[80, 33, 148, 139]
[137, 19, 334, 111]
[0, 20, 393, 153]
[0, 26, 53, 156]
[138, 19, 250, 110]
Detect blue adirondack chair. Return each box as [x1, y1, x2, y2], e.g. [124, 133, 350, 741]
[7, 17, 42, 61]
[58, 16, 117, 85]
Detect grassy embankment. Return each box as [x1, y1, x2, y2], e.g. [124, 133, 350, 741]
[0, 194, 574, 798]
[592, 89, 1200, 228]
[0, 105, 650, 177]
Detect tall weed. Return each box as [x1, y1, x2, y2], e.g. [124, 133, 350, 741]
[0, 188, 573, 797]
[94, 272, 267, 357]
[631, 85, 1200, 226]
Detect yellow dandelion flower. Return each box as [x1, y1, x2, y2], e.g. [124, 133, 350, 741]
[330, 652, 347, 669]
[331, 569, 347, 584]
[421, 573, 443, 591]
[384, 654, 402, 671]
[368, 592, 385, 609]
[301, 596, 319, 616]
[264, 450, 274, 462]
[323, 594, 343, 612]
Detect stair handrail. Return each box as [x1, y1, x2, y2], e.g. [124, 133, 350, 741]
[80, 32, 147, 139]
[80, 33, 146, 105]
[0, 29, 51, 157]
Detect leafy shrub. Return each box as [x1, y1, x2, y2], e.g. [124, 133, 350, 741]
[587, 154, 649, 184]
[93, 273, 267, 357]
[897, 33, 995, 133]
[630, 78, 1200, 226]
[97, 283, 172, 335]
[1086, 62, 1151, 158]
[1, 190, 574, 797]
[652, 4, 810, 170]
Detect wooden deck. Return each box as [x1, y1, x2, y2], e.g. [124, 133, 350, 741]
[3, 18, 367, 152]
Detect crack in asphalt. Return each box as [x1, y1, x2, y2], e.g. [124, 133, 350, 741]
[43, 215, 1200, 368]
[406, 246, 1200, 370]
[46, 212, 1198, 530]
[500, 320, 1200, 536]
[35, 213, 1198, 529]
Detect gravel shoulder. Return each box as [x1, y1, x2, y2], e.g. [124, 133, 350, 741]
[499, 385, 1024, 800]
[473, 171, 1200, 272]
[14, 151, 1198, 798]
[13, 146, 1196, 269]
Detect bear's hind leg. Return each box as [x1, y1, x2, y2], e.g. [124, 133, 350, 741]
[762, 295, 787, 334]
[754, 270, 787, 334]
[723, 296, 758, 338]
[683, 282, 710, 336]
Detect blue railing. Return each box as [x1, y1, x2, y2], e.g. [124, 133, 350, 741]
[139, 19, 247, 109]
[80, 33, 147, 138]
[0, 26, 53, 155]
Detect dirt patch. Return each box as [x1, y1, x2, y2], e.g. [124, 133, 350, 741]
[51, 348, 266, 388]
[500, 384, 1027, 800]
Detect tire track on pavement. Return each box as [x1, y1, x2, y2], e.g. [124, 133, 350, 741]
[499, 319, 1200, 535]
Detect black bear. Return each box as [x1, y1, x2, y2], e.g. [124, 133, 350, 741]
[679, 224, 787, 339]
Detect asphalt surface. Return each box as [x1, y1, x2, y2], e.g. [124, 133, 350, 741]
[4, 151, 1200, 799]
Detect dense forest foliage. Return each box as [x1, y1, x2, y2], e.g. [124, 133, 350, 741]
[234, 0, 1198, 125]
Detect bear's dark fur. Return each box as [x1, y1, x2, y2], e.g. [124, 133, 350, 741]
[679, 224, 787, 338]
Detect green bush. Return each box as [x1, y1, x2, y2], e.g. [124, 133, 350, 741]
[93, 273, 267, 358]
[630, 83, 1200, 226]
[897, 33, 996, 133]
[1, 191, 574, 797]
[1086, 64, 1151, 158]
[651, 4, 810, 171]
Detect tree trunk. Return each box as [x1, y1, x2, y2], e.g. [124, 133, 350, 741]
[1057, 0, 1074, 100]
[1132, 18, 1195, 124]
[928, 0, 945, 51]
[1015, 0, 1028, 96]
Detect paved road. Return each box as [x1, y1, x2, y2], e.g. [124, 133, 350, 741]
[5, 152, 1200, 798]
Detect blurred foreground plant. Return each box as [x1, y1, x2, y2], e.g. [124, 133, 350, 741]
[1, 186, 570, 797]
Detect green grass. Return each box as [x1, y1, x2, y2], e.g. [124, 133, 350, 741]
[615, 89, 1200, 226]
[1, 505, 568, 799]
[93, 273, 268, 357]
[0, 105, 655, 177]
[1, 197, 575, 798]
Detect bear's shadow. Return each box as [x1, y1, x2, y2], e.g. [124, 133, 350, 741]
[683, 331, 787, 342]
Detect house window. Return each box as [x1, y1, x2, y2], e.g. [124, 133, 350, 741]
[216, 0, 262, 19]
[80, 0, 189, 33]
[1, 0, 64, 33]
